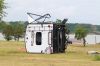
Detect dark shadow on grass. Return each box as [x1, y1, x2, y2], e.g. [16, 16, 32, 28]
[7, 51, 26, 54]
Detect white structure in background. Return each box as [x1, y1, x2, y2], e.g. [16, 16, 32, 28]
[86, 35, 100, 44]
[69, 34, 100, 44]
[0, 33, 4, 40]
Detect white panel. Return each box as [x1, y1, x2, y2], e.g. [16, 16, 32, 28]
[48, 32, 51, 45]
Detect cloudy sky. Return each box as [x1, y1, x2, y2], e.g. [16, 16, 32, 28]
[4, 0, 100, 25]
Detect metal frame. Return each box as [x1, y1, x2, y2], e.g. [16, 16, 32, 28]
[27, 12, 51, 23]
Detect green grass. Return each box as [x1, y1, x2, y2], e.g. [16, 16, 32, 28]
[93, 55, 100, 61]
[0, 41, 100, 66]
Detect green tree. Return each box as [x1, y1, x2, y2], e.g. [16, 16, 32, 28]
[11, 22, 24, 41]
[0, 0, 7, 20]
[2, 24, 13, 41]
[0, 21, 6, 32]
[56, 19, 62, 24]
[75, 25, 88, 46]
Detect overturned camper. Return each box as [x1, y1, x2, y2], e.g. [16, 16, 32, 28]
[25, 13, 69, 54]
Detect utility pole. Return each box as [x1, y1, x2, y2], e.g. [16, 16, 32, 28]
[95, 35, 97, 44]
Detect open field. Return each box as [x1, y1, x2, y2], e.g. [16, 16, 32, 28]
[0, 41, 100, 66]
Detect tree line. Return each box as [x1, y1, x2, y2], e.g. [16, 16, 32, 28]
[67, 23, 100, 33]
[0, 21, 28, 41]
[1, 20, 100, 46]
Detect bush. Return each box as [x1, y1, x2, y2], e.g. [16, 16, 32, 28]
[2, 24, 13, 41]
[4, 35, 12, 41]
[93, 55, 100, 61]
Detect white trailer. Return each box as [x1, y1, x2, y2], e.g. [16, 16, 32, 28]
[25, 13, 68, 54]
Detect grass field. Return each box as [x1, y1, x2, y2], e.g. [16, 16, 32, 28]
[0, 41, 100, 66]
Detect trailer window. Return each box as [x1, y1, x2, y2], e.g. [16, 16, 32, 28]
[36, 32, 42, 45]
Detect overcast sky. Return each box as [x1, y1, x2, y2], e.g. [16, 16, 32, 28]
[3, 0, 100, 25]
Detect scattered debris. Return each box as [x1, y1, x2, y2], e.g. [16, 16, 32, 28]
[87, 51, 100, 54]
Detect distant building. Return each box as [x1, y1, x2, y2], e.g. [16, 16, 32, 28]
[69, 34, 100, 44]
[0, 33, 4, 40]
